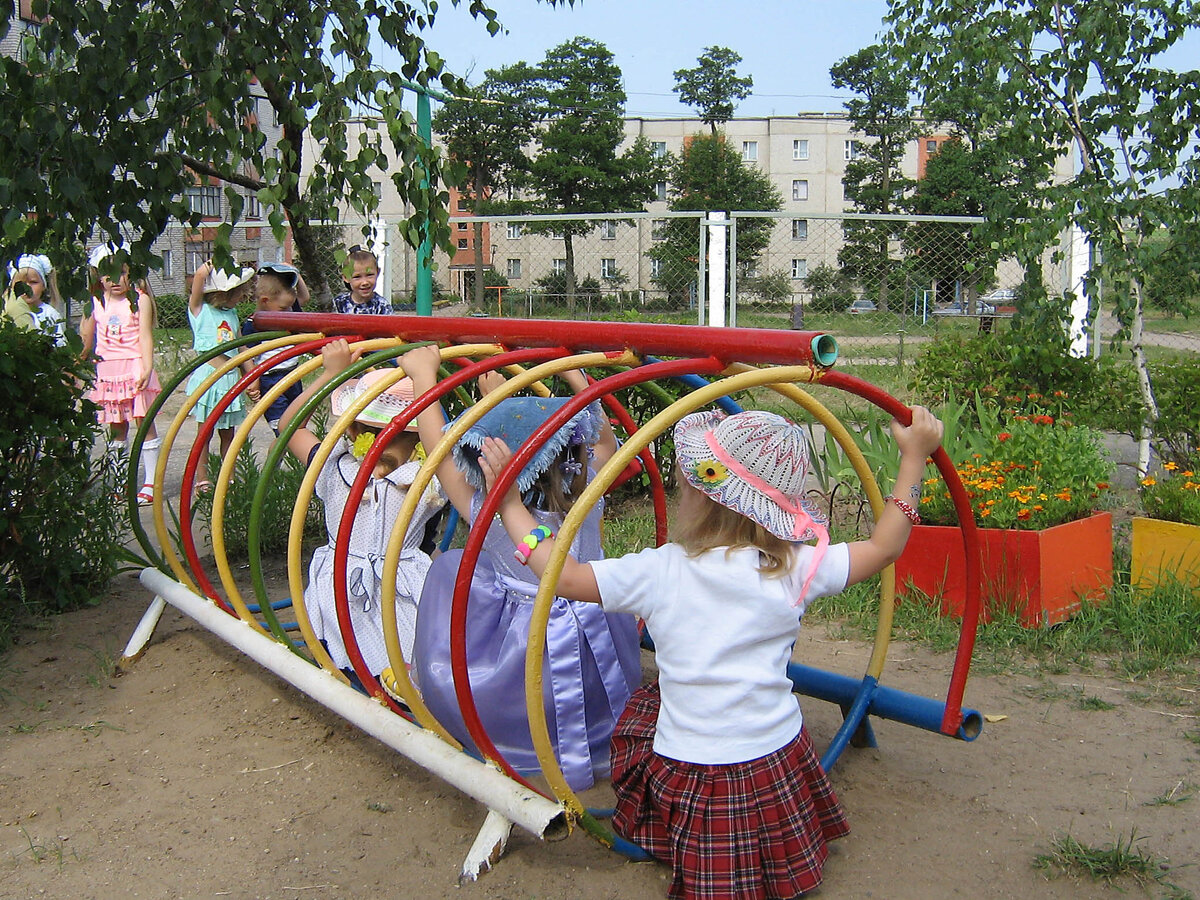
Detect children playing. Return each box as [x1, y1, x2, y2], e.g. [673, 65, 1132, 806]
[332, 246, 394, 315]
[186, 259, 255, 492]
[242, 261, 308, 434]
[475, 404, 944, 898]
[402, 346, 642, 792]
[80, 244, 163, 506]
[279, 338, 445, 685]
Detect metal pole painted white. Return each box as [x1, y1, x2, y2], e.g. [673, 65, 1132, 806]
[1066, 223, 1091, 359]
[707, 212, 728, 328]
[117, 595, 167, 671]
[460, 810, 514, 883]
[139, 568, 568, 844]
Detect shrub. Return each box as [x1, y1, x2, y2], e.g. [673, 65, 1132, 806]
[1145, 358, 1200, 465]
[1139, 458, 1200, 526]
[909, 331, 1141, 433]
[0, 319, 131, 650]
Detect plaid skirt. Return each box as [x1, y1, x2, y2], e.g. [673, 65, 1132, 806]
[611, 683, 849, 900]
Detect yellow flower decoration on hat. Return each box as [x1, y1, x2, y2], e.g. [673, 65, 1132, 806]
[692, 458, 729, 485]
[351, 432, 376, 459]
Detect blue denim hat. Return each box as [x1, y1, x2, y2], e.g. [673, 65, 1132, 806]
[450, 396, 603, 494]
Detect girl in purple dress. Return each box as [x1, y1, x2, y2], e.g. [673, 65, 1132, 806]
[403, 346, 641, 791]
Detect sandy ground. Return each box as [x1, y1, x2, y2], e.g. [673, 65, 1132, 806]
[2, 571, 1197, 900]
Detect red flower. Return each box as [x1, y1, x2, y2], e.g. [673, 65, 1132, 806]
[1032, 414, 1055, 425]
[997, 432, 1012, 442]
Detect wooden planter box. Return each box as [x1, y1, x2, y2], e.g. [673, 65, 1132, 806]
[894, 512, 1113, 627]
[1131, 517, 1200, 593]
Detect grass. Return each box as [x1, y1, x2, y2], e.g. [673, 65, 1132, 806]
[16, 826, 83, 869]
[76, 641, 119, 687]
[1145, 781, 1196, 808]
[1033, 830, 1164, 883]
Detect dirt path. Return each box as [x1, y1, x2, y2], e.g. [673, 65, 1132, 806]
[2, 575, 1197, 900]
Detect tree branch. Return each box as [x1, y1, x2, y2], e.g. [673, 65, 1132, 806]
[178, 155, 265, 191]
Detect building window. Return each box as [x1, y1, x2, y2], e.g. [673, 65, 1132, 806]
[741, 141, 758, 162]
[245, 190, 262, 220]
[506, 258, 522, 279]
[791, 219, 808, 241]
[601, 258, 618, 279]
[791, 179, 809, 201]
[185, 242, 214, 275]
[552, 258, 567, 275]
[844, 140, 862, 161]
[18, 0, 48, 22]
[16, 21, 42, 61]
[740, 261, 759, 279]
[371, 181, 383, 200]
[651, 141, 667, 159]
[507, 222, 523, 240]
[456, 195, 469, 212]
[185, 185, 222, 217]
[926, 139, 939, 153]
[792, 139, 809, 160]
[650, 258, 662, 278]
[600, 220, 617, 240]
[457, 222, 469, 231]
[457, 238, 469, 250]
[654, 181, 668, 202]
[791, 258, 808, 280]
[651, 219, 667, 241]
[161, 249, 174, 279]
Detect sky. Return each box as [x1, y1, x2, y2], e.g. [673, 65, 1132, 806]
[393, 0, 894, 118]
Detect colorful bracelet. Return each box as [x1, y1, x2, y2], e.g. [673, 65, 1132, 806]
[513, 524, 555, 565]
[886, 495, 921, 525]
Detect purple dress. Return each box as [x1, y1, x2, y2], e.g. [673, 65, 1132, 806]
[413, 488, 641, 791]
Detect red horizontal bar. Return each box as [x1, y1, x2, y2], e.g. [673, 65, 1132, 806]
[253, 312, 838, 368]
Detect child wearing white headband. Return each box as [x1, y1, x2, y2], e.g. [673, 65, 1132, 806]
[478, 403, 944, 899]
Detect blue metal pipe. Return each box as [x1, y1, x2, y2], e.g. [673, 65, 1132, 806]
[788, 662, 984, 748]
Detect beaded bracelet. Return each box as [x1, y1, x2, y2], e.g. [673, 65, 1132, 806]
[886, 495, 921, 525]
[513, 524, 555, 565]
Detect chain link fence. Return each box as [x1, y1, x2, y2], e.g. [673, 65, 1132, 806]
[137, 213, 1199, 378]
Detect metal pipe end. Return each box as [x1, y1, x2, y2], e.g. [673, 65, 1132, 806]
[812, 334, 839, 367]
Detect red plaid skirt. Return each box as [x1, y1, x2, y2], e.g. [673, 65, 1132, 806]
[611, 683, 849, 899]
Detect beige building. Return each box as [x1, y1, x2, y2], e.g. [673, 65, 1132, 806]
[305, 113, 1074, 307]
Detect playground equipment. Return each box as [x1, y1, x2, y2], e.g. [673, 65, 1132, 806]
[121, 313, 985, 881]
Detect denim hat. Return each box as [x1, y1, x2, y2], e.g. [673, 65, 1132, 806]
[450, 396, 603, 494]
[257, 261, 300, 289]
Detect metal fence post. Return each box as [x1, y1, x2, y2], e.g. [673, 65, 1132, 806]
[706, 211, 727, 328]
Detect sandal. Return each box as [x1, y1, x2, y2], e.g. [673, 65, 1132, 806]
[136, 483, 155, 507]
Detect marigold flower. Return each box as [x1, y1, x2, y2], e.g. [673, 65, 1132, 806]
[1017, 509, 1031, 520]
[1055, 490, 1072, 501]
[1164, 462, 1178, 471]
[1141, 476, 1157, 487]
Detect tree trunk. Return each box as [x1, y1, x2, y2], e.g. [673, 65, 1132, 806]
[564, 233, 577, 315]
[1129, 276, 1158, 476]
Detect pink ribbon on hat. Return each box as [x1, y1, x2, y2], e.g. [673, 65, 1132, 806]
[706, 432, 830, 607]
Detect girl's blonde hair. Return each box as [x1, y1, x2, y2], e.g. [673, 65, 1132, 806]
[344, 423, 419, 477]
[674, 486, 795, 576]
[256, 272, 295, 304]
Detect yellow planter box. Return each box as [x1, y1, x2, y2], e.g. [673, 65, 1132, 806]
[1130, 517, 1200, 592]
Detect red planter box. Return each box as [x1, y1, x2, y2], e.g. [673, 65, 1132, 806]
[894, 512, 1113, 627]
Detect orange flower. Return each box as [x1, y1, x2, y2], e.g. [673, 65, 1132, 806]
[997, 432, 1011, 442]
[1017, 508, 1031, 520]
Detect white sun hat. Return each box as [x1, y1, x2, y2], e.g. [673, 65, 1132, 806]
[673, 409, 827, 542]
[331, 369, 420, 431]
[202, 265, 256, 294]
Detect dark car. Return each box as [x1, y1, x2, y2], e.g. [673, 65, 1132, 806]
[846, 299, 877, 314]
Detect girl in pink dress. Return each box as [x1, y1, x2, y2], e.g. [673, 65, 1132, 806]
[80, 245, 162, 505]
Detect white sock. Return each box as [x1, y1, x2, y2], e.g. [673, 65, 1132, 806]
[140, 437, 161, 489]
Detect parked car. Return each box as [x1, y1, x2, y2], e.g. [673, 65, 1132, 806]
[846, 298, 877, 314]
[932, 299, 995, 316]
[980, 288, 1016, 305]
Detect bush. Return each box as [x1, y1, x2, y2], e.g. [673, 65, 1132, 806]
[0, 319, 130, 650]
[909, 331, 1141, 433]
[1146, 358, 1200, 465]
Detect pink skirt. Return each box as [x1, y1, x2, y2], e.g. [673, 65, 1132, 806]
[611, 682, 849, 900]
[88, 357, 161, 425]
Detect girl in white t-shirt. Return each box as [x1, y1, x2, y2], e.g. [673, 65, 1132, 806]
[476, 405, 943, 900]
